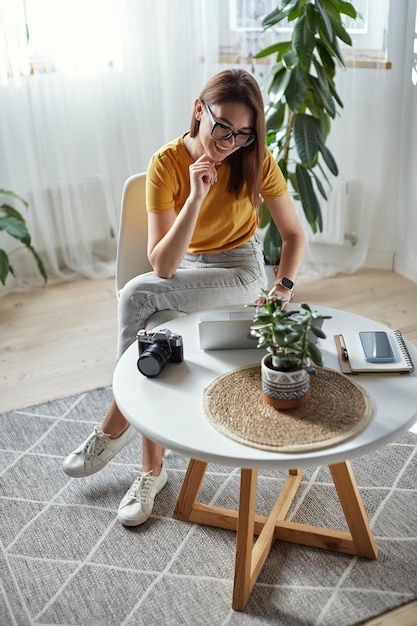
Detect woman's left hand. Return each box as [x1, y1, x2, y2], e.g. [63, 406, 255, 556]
[255, 283, 293, 309]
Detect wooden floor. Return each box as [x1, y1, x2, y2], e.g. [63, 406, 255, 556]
[1, 268, 416, 625]
[2, 267, 416, 414]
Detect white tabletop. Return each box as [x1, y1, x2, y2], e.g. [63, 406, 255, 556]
[113, 306, 417, 470]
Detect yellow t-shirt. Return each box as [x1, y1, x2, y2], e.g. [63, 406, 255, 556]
[146, 134, 287, 254]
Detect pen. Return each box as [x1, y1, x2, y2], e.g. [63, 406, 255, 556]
[339, 334, 349, 360]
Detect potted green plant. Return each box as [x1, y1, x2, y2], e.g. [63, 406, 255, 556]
[249, 292, 329, 408]
[255, 0, 358, 265]
[0, 189, 47, 286]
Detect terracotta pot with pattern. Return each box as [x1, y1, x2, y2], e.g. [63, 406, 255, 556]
[261, 354, 310, 410]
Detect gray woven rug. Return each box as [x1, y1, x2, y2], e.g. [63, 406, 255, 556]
[1, 386, 416, 626]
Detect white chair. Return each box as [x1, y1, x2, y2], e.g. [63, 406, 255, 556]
[115, 172, 187, 330]
[115, 172, 152, 293]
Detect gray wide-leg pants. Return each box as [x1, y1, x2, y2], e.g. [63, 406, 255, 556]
[117, 233, 267, 358]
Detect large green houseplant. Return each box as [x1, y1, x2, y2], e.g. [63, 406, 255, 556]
[255, 0, 358, 264]
[0, 189, 47, 286]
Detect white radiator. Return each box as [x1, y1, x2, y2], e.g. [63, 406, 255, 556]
[25, 175, 112, 246]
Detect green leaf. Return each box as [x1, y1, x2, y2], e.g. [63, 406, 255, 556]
[0, 203, 26, 221]
[259, 201, 271, 229]
[262, 0, 300, 29]
[29, 245, 48, 282]
[284, 330, 302, 344]
[254, 41, 292, 60]
[278, 158, 289, 180]
[0, 190, 47, 284]
[265, 101, 286, 129]
[321, 22, 347, 64]
[318, 139, 339, 175]
[287, 1, 305, 22]
[0, 248, 11, 285]
[315, 0, 333, 41]
[317, 161, 331, 187]
[316, 39, 336, 76]
[313, 56, 333, 94]
[0, 215, 31, 246]
[310, 324, 327, 339]
[263, 220, 282, 265]
[304, 91, 325, 119]
[283, 48, 299, 70]
[0, 189, 28, 208]
[306, 2, 321, 34]
[310, 76, 336, 117]
[293, 14, 316, 71]
[286, 66, 307, 111]
[325, 0, 357, 20]
[332, 37, 346, 66]
[288, 171, 298, 194]
[329, 80, 344, 108]
[293, 114, 320, 164]
[269, 65, 292, 104]
[295, 164, 321, 229]
[328, 13, 352, 46]
[311, 170, 328, 200]
[307, 340, 324, 366]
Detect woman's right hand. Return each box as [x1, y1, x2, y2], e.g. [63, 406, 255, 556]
[189, 154, 219, 203]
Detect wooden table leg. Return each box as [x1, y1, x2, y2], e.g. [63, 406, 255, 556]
[233, 469, 258, 611]
[329, 460, 378, 558]
[173, 459, 377, 612]
[173, 458, 208, 521]
[232, 468, 303, 611]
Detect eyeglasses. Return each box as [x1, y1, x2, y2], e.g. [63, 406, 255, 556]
[205, 103, 256, 147]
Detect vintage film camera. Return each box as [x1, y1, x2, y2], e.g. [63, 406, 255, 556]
[137, 328, 184, 378]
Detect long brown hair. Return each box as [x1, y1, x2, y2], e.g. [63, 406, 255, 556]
[189, 69, 265, 208]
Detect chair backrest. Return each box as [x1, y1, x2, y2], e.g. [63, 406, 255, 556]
[116, 172, 152, 293]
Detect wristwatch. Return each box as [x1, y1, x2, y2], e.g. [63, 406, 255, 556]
[275, 277, 294, 296]
[276, 277, 294, 291]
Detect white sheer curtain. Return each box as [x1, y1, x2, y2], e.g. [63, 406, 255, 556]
[297, 64, 389, 279]
[0, 0, 220, 294]
[0, 0, 396, 294]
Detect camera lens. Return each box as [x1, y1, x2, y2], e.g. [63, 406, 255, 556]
[137, 341, 172, 378]
[137, 352, 164, 378]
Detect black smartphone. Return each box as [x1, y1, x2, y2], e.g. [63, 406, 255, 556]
[359, 331, 396, 363]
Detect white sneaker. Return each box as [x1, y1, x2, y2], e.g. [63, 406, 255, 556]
[117, 463, 168, 526]
[63, 424, 137, 477]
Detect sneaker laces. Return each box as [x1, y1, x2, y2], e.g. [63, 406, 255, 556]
[129, 470, 154, 503]
[83, 425, 110, 459]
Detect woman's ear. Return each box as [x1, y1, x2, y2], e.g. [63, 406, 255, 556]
[194, 98, 204, 121]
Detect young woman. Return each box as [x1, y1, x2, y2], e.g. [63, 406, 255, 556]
[63, 68, 306, 526]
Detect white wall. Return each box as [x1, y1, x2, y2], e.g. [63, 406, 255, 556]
[394, 0, 417, 282]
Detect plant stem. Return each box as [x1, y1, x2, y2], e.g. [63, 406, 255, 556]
[283, 111, 294, 163]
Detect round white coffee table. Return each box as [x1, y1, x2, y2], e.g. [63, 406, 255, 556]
[113, 306, 417, 610]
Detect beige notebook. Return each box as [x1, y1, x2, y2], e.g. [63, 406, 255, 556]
[334, 330, 414, 374]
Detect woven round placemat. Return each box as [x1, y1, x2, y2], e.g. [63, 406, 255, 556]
[202, 365, 373, 453]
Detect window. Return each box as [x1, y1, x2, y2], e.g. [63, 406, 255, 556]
[342, 0, 389, 59]
[0, 0, 124, 81]
[225, 0, 389, 63]
[229, 0, 282, 32]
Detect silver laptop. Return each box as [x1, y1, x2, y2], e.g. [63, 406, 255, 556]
[199, 308, 258, 350]
[198, 306, 325, 350]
